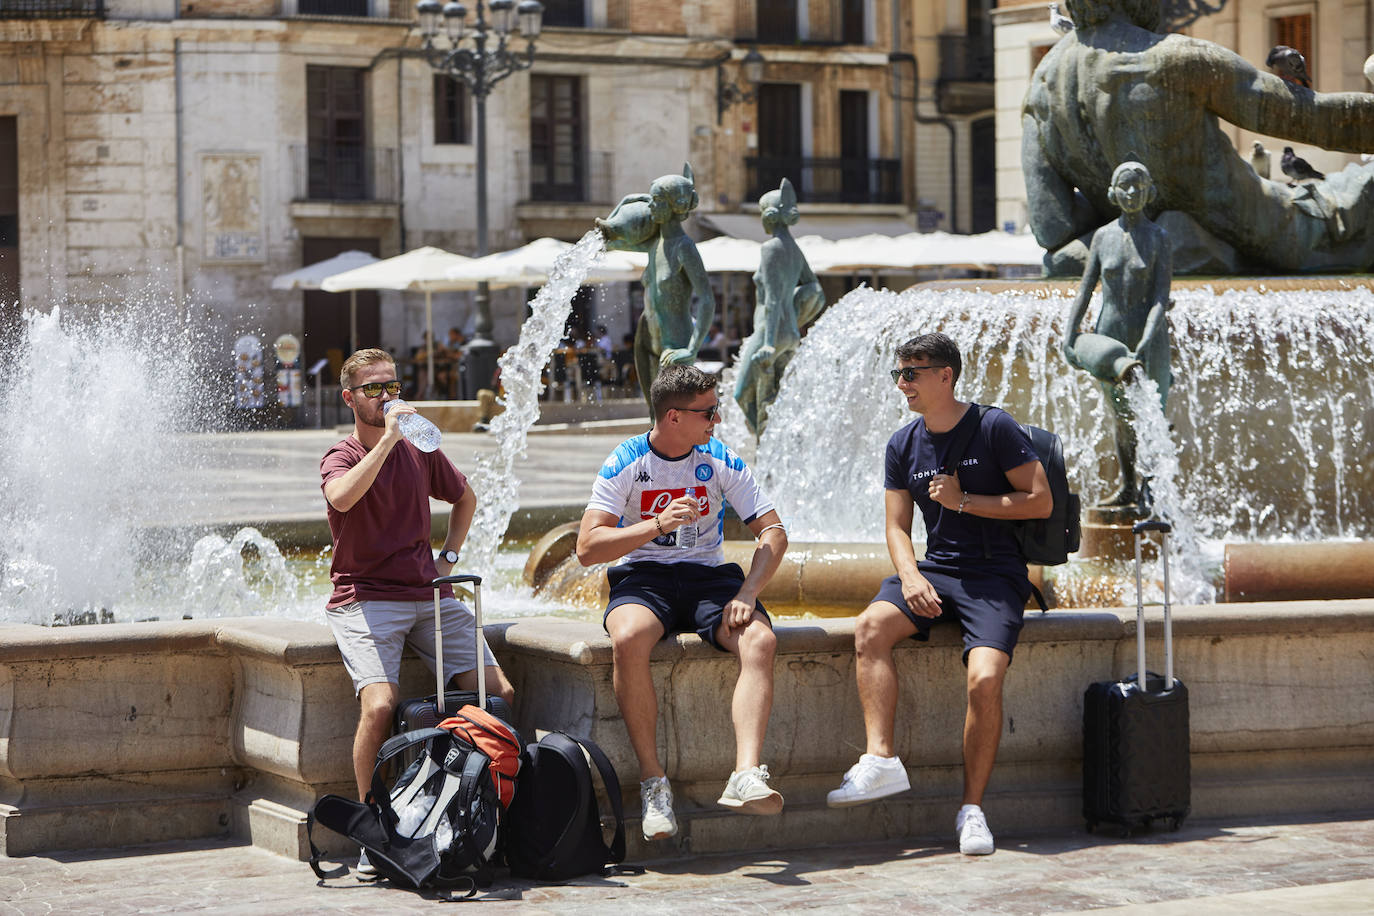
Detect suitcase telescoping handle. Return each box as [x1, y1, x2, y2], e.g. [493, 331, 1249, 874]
[1132, 520, 1173, 691]
[430, 574, 485, 715]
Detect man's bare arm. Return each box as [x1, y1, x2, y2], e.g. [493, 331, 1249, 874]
[929, 461, 1052, 520]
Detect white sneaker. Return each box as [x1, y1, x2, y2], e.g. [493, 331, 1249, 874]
[640, 775, 678, 841]
[355, 848, 378, 878]
[826, 754, 911, 808]
[957, 803, 995, 855]
[716, 765, 784, 815]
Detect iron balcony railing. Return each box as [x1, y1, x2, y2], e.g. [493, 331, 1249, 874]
[297, 0, 369, 14]
[290, 143, 399, 202]
[0, 0, 104, 18]
[746, 156, 902, 205]
[514, 149, 614, 205]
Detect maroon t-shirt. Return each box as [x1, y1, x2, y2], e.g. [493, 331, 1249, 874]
[320, 436, 468, 608]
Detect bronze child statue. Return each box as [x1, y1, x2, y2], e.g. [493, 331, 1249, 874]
[597, 164, 716, 408]
[1062, 160, 1172, 508]
[733, 178, 826, 436]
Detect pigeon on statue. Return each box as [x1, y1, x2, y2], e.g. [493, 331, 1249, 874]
[1281, 146, 1325, 184]
[1049, 2, 1074, 34]
[1266, 45, 1312, 88]
[1250, 141, 1271, 179]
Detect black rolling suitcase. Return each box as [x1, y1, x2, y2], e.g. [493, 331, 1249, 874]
[394, 573, 514, 733]
[1083, 520, 1190, 834]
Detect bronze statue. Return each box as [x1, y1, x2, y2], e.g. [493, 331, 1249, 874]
[732, 178, 826, 436]
[1023, 0, 1374, 274]
[596, 164, 715, 408]
[1063, 161, 1172, 507]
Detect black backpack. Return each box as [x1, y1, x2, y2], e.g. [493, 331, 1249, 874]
[945, 405, 1081, 603]
[502, 732, 627, 881]
[307, 725, 512, 894]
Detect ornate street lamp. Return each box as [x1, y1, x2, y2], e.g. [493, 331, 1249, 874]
[716, 47, 765, 125]
[415, 0, 544, 396]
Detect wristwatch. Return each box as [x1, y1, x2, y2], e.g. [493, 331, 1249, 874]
[438, 548, 459, 564]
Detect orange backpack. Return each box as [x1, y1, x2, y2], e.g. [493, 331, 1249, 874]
[438, 705, 522, 807]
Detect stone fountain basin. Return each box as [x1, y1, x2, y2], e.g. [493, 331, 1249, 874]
[523, 522, 1374, 614]
[2, 598, 1371, 862]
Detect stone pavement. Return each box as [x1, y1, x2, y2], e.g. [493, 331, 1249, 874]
[2, 813, 1371, 914]
[158, 425, 633, 531]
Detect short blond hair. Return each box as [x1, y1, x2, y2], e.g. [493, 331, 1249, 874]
[339, 348, 395, 389]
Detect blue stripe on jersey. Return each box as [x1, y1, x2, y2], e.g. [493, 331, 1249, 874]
[700, 436, 745, 471]
[598, 433, 651, 479]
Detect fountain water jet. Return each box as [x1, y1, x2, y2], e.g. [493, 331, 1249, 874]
[742, 280, 1374, 605]
[457, 229, 611, 576]
[0, 307, 219, 624]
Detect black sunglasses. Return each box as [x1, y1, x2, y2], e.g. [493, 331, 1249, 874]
[890, 366, 945, 383]
[349, 380, 402, 398]
[675, 403, 721, 422]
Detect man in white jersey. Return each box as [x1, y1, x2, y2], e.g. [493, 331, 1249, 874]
[577, 365, 790, 842]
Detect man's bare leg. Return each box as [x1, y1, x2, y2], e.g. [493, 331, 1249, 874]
[353, 682, 400, 800]
[450, 664, 515, 707]
[714, 612, 782, 814]
[854, 600, 918, 756]
[714, 613, 777, 771]
[605, 603, 667, 779]
[961, 645, 1011, 806]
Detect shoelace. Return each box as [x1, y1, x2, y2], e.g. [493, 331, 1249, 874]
[644, 780, 672, 812]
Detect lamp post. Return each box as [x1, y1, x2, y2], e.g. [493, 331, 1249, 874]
[716, 47, 765, 125]
[415, 0, 544, 397]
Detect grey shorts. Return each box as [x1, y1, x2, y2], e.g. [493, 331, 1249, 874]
[325, 596, 497, 695]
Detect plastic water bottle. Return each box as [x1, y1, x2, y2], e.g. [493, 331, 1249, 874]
[678, 486, 698, 549]
[383, 399, 442, 452]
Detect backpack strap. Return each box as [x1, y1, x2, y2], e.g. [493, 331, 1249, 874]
[941, 404, 995, 560]
[561, 733, 626, 865]
[942, 405, 1047, 607]
[306, 803, 351, 881]
[450, 750, 497, 886]
[369, 727, 450, 820]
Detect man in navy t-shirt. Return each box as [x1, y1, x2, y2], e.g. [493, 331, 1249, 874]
[826, 333, 1051, 856]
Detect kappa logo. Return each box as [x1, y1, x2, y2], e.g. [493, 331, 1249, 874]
[634, 470, 652, 483]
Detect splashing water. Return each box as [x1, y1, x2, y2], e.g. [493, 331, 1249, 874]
[1122, 375, 1210, 605]
[744, 282, 1374, 601]
[180, 527, 300, 617]
[0, 307, 213, 624]
[458, 230, 611, 575]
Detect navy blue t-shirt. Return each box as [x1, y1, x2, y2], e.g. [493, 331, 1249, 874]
[884, 403, 1039, 578]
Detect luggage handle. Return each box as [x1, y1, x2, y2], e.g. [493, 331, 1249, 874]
[1132, 520, 1173, 691]
[430, 574, 486, 717]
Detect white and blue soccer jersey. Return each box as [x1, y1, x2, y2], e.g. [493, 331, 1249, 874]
[586, 433, 775, 566]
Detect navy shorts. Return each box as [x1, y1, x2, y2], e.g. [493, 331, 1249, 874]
[873, 562, 1031, 663]
[604, 561, 770, 652]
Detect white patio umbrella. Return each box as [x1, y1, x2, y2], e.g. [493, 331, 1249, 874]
[823, 231, 1044, 272]
[271, 250, 381, 355]
[321, 246, 477, 396]
[443, 237, 643, 288]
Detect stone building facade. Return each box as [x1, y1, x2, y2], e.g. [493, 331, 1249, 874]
[0, 1, 996, 392]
